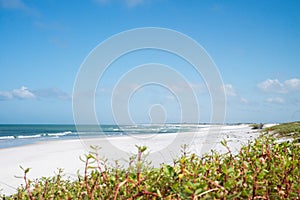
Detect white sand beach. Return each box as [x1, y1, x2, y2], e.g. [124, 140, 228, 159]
[0, 124, 263, 195]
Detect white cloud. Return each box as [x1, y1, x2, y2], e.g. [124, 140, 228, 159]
[11, 86, 35, 99]
[33, 88, 71, 100]
[257, 79, 285, 93]
[284, 78, 300, 91]
[265, 97, 285, 104]
[221, 84, 251, 105]
[0, 91, 13, 100]
[0, 86, 71, 101]
[240, 97, 249, 104]
[223, 84, 236, 97]
[258, 78, 300, 93]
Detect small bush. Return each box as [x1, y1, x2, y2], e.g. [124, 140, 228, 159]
[3, 137, 300, 199]
[250, 123, 264, 130]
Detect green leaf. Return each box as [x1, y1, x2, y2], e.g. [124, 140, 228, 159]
[183, 185, 193, 194]
[163, 165, 174, 176]
[221, 165, 227, 174]
[195, 188, 203, 195]
[24, 168, 30, 174]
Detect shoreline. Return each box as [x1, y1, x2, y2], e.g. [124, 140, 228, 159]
[0, 124, 262, 196]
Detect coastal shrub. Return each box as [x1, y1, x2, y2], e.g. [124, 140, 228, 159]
[2, 136, 300, 199]
[250, 123, 264, 130]
[265, 121, 300, 139]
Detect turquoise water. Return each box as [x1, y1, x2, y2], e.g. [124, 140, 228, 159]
[0, 124, 201, 148]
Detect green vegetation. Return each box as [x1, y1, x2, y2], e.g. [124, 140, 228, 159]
[2, 136, 300, 199]
[250, 123, 264, 130]
[265, 121, 300, 139]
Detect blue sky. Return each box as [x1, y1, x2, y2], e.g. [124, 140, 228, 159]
[0, 0, 300, 124]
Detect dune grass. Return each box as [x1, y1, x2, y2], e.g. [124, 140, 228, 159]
[2, 135, 300, 200]
[264, 121, 300, 139]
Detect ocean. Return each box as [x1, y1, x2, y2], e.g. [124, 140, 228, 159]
[0, 124, 203, 149]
